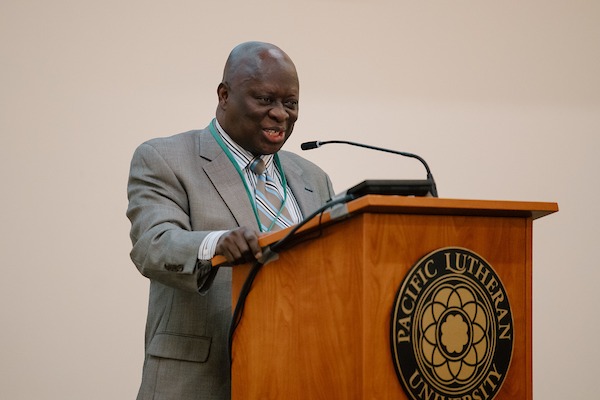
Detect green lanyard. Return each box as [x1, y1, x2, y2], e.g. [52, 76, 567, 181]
[209, 119, 289, 232]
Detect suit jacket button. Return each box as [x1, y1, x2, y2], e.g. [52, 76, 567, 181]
[165, 264, 183, 272]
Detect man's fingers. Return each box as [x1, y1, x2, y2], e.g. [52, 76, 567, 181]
[241, 229, 262, 260]
[216, 227, 262, 264]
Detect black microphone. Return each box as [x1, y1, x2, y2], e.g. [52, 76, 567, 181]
[300, 139, 438, 197]
[300, 141, 321, 150]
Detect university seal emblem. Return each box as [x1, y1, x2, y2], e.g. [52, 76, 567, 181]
[391, 247, 513, 400]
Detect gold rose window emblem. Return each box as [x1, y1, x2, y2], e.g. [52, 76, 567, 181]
[419, 284, 490, 384]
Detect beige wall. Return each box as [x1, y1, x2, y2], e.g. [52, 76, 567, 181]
[1, 1, 598, 398]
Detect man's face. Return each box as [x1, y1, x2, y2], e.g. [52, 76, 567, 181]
[218, 57, 299, 155]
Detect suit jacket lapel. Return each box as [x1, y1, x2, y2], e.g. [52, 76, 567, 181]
[197, 128, 259, 229]
[197, 128, 322, 228]
[281, 155, 323, 218]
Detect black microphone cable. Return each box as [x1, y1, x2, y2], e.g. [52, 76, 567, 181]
[227, 193, 355, 362]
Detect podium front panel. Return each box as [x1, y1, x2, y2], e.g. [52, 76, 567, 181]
[232, 212, 532, 400]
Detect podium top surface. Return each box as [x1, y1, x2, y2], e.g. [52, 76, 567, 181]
[345, 195, 558, 220]
[211, 196, 558, 267]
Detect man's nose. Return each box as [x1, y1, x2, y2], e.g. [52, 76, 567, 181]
[268, 102, 289, 121]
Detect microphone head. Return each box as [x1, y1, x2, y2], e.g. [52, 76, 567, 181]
[300, 141, 320, 150]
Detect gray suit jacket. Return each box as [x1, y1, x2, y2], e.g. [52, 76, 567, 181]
[127, 126, 334, 400]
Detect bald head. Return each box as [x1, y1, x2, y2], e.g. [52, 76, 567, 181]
[221, 41, 297, 88]
[216, 42, 300, 155]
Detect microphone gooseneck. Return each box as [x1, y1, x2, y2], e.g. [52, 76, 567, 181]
[300, 139, 438, 197]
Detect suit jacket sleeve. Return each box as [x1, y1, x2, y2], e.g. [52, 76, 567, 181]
[126, 141, 216, 293]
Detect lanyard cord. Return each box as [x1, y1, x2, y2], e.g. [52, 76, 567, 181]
[208, 119, 288, 232]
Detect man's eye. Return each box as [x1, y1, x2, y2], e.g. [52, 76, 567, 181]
[258, 97, 272, 103]
[285, 100, 299, 109]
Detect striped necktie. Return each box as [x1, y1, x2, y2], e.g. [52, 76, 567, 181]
[249, 157, 293, 232]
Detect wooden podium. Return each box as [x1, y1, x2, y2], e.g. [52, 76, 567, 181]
[228, 195, 558, 400]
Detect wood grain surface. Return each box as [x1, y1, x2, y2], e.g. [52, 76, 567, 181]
[230, 197, 556, 399]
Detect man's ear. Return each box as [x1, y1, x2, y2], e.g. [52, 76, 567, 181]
[217, 82, 229, 110]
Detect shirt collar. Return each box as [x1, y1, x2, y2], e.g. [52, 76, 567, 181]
[213, 119, 276, 174]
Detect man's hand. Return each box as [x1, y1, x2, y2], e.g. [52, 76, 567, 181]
[215, 227, 262, 264]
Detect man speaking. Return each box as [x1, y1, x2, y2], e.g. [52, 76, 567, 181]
[126, 41, 334, 399]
